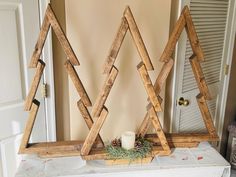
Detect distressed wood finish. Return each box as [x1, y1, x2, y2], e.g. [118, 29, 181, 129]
[189, 54, 211, 99]
[46, 5, 80, 66]
[29, 15, 50, 68]
[19, 100, 40, 153]
[184, 7, 204, 61]
[137, 113, 151, 137]
[196, 94, 217, 136]
[92, 66, 118, 117]
[160, 10, 186, 62]
[103, 17, 129, 74]
[124, 6, 154, 71]
[64, 60, 92, 106]
[149, 106, 170, 154]
[24, 60, 45, 111]
[137, 63, 162, 112]
[77, 100, 104, 146]
[81, 108, 108, 155]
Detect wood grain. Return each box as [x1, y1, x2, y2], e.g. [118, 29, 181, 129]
[148, 106, 170, 153]
[46, 4, 80, 66]
[64, 60, 92, 107]
[137, 62, 162, 112]
[196, 94, 217, 136]
[92, 66, 118, 117]
[81, 108, 108, 155]
[184, 6, 204, 61]
[103, 17, 129, 74]
[160, 9, 186, 62]
[124, 6, 154, 71]
[29, 15, 50, 68]
[24, 60, 45, 111]
[189, 54, 211, 99]
[19, 100, 40, 153]
[77, 100, 104, 146]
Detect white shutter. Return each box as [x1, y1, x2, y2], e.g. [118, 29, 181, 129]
[178, 0, 229, 132]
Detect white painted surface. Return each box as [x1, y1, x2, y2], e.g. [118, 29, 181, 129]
[15, 143, 230, 177]
[171, 0, 236, 142]
[0, 0, 55, 177]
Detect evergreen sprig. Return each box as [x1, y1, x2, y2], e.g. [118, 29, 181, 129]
[106, 137, 152, 161]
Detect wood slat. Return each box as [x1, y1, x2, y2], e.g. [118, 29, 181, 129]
[46, 4, 80, 66]
[24, 60, 45, 111]
[137, 62, 162, 112]
[160, 9, 186, 62]
[154, 58, 174, 94]
[124, 6, 154, 71]
[64, 60, 92, 107]
[137, 113, 151, 137]
[19, 100, 40, 153]
[148, 106, 170, 153]
[103, 17, 129, 74]
[196, 94, 217, 136]
[184, 6, 204, 61]
[81, 108, 108, 155]
[189, 54, 211, 99]
[92, 66, 118, 117]
[29, 15, 50, 68]
[77, 100, 104, 146]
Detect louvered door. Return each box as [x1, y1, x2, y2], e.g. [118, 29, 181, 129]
[173, 0, 231, 133]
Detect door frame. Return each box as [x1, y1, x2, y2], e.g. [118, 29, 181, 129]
[38, 0, 56, 141]
[169, 0, 236, 148]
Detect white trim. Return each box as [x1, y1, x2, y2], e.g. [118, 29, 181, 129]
[217, 0, 236, 150]
[38, 0, 56, 141]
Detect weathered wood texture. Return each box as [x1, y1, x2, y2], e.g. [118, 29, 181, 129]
[124, 6, 154, 71]
[29, 16, 50, 68]
[103, 18, 129, 74]
[77, 100, 104, 146]
[46, 5, 79, 66]
[160, 11, 186, 62]
[196, 94, 217, 136]
[81, 108, 108, 155]
[19, 100, 40, 153]
[184, 7, 204, 61]
[149, 106, 170, 154]
[92, 66, 118, 117]
[24, 60, 45, 111]
[189, 54, 211, 99]
[64, 60, 92, 106]
[137, 62, 162, 112]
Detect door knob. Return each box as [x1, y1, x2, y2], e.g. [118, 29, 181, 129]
[178, 97, 189, 106]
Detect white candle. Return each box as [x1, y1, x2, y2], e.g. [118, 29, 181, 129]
[121, 131, 135, 150]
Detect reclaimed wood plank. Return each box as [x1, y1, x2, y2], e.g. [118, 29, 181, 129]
[92, 66, 118, 117]
[124, 6, 154, 70]
[46, 4, 80, 66]
[81, 108, 108, 155]
[77, 100, 104, 146]
[196, 94, 217, 136]
[64, 60, 92, 106]
[29, 15, 50, 68]
[19, 100, 40, 153]
[24, 60, 45, 111]
[160, 9, 186, 62]
[137, 62, 162, 112]
[103, 17, 129, 74]
[184, 6, 204, 61]
[189, 54, 211, 100]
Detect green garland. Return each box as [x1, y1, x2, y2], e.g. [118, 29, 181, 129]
[106, 137, 152, 161]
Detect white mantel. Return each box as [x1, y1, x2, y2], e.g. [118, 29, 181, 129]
[15, 142, 230, 177]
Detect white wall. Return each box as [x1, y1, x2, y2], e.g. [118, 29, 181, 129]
[65, 0, 171, 141]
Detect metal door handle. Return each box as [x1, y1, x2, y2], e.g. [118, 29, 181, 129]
[178, 97, 189, 106]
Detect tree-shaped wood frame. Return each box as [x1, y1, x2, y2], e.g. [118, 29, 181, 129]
[138, 6, 219, 148]
[19, 5, 170, 159]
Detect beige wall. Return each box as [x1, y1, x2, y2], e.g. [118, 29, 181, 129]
[51, 0, 70, 140]
[65, 0, 171, 141]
